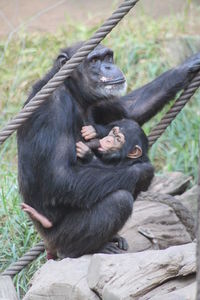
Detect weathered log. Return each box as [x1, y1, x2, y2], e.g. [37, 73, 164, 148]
[149, 282, 196, 300]
[137, 191, 195, 239]
[140, 275, 195, 300]
[175, 185, 198, 220]
[88, 243, 196, 300]
[148, 172, 191, 195]
[0, 276, 18, 300]
[120, 191, 195, 253]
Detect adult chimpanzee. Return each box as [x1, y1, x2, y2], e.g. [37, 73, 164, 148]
[17, 42, 200, 258]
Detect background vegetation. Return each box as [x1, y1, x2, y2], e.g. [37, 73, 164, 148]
[0, 4, 200, 297]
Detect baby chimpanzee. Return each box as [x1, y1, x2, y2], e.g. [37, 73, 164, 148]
[77, 124, 143, 163]
[22, 118, 149, 229]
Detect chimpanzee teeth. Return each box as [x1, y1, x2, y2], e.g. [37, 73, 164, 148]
[100, 76, 108, 82]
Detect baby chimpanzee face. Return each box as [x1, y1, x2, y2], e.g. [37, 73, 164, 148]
[98, 127, 125, 153]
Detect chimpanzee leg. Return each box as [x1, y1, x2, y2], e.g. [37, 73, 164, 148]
[53, 190, 134, 258]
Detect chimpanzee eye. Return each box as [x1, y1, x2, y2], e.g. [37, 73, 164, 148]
[105, 54, 113, 63]
[91, 57, 99, 64]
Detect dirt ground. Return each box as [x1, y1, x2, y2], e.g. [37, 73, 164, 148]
[0, 0, 188, 37]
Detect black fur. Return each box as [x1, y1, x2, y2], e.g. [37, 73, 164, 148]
[17, 43, 200, 257]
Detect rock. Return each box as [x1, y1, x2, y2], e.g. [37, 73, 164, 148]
[148, 172, 191, 195]
[175, 185, 199, 219]
[0, 276, 19, 300]
[88, 243, 196, 300]
[23, 256, 99, 300]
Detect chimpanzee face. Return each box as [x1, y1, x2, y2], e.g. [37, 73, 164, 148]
[57, 44, 127, 101]
[83, 45, 127, 98]
[98, 127, 125, 152]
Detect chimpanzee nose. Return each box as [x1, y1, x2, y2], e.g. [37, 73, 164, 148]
[106, 136, 113, 144]
[105, 65, 111, 70]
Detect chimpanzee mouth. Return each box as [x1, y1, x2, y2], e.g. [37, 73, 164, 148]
[100, 76, 126, 86]
[98, 77, 127, 97]
[98, 147, 106, 152]
[104, 78, 126, 86]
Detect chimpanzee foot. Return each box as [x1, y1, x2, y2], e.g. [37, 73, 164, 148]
[46, 249, 57, 260]
[110, 234, 129, 251]
[98, 242, 124, 254]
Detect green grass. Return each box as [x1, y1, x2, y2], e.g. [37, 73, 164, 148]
[0, 6, 200, 298]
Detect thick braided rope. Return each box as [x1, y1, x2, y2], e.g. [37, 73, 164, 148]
[2, 242, 45, 277]
[0, 0, 139, 146]
[148, 70, 200, 147]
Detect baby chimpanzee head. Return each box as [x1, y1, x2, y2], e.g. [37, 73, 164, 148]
[98, 119, 148, 163]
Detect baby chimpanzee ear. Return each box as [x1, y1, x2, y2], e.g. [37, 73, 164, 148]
[57, 52, 69, 66]
[127, 145, 142, 159]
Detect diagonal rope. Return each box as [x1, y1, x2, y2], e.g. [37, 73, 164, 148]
[0, 0, 139, 146]
[1, 242, 45, 277]
[148, 70, 200, 147]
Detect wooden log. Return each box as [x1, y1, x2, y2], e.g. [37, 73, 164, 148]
[175, 185, 198, 219]
[88, 243, 196, 300]
[140, 275, 196, 299]
[148, 172, 191, 195]
[0, 276, 18, 300]
[120, 193, 194, 253]
[149, 282, 196, 300]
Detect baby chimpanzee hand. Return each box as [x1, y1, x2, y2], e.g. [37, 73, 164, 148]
[76, 141, 91, 158]
[81, 125, 97, 140]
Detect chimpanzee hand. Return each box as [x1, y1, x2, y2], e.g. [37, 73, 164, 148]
[181, 52, 200, 74]
[76, 141, 91, 158]
[81, 125, 97, 140]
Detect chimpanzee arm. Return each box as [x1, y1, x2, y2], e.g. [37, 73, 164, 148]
[133, 161, 154, 198]
[71, 159, 154, 209]
[17, 86, 77, 209]
[120, 52, 200, 125]
[87, 100, 127, 137]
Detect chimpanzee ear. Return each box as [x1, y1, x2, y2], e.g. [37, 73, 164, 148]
[127, 145, 142, 159]
[57, 53, 69, 66]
